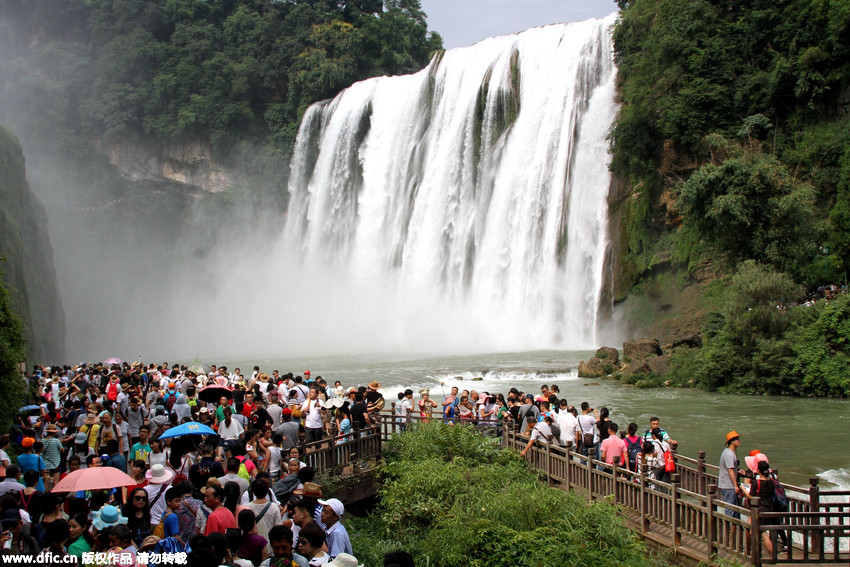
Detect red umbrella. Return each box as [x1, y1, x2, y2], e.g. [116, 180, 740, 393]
[52, 467, 137, 493]
[199, 385, 232, 404]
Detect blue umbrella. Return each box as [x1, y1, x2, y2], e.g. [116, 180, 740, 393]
[18, 405, 41, 413]
[157, 422, 216, 440]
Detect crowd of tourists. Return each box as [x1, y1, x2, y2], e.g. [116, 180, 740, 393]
[4, 362, 423, 567]
[3, 363, 789, 565]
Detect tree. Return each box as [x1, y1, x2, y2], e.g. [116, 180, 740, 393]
[0, 267, 27, 433]
[679, 149, 821, 276]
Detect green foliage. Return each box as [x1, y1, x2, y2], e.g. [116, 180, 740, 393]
[0, 0, 443, 157]
[790, 294, 850, 396]
[679, 149, 820, 277]
[0, 267, 27, 433]
[352, 422, 660, 567]
[612, 0, 850, 288]
[668, 262, 806, 393]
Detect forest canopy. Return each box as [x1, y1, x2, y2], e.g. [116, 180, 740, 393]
[0, 0, 443, 157]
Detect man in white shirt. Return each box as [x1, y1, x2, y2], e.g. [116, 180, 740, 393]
[519, 415, 555, 457]
[301, 388, 323, 443]
[556, 400, 579, 448]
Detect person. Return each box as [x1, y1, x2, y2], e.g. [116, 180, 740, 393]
[397, 390, 413, 431]
[718, 431, 742, 518]
[301, 388, 323, 444]
[67, 513, 94, 559]
[0, 465, 25, 496]
[515, 395, 539, 428]
[295, 522, 329, 566]
[219, 458, 250, 496]
[642, 416, 677, 448]
[0, 509, 39, 555]
[649, 427, 672, 484]
[335, 407, 352, 445]
[130, 424, 152, 464]
[556, 399, 579, 448]
[417, 389, 438, 421]
[577, 403, 599, 455]
[159, 487, 183, 541]
[519, 415, 554, 457]
[16, 437, 46, 492]
[124, 487, 152, 547]
[317, 498, 352, 558]
[144, 463, 176, 526]
[599, 422, 627, 467]
[746, 460, 776, 556]
[41, 424, 63, 490]
[260, 525, 309, 567]
[190, 444, 225, 491]
[245, 480, 280, 551]
[623, 422, 642, 473]
[236, 509, 268, 567]
[204, 484, 237, 536]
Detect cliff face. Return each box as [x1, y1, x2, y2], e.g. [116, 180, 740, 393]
[94, 139, 245, 193]
[0, 124, 65, 361]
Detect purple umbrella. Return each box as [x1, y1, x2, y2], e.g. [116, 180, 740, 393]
[104, 357, 123, 365]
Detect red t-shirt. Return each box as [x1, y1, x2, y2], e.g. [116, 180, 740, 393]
[205, 506, 236, 535]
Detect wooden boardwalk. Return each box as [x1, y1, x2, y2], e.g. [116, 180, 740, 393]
[298, 414, 850, 566]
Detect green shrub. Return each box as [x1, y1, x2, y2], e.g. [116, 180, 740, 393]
[352, 422, 662, 566]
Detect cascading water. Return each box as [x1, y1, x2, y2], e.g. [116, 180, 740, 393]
[283, 13, 619, 354]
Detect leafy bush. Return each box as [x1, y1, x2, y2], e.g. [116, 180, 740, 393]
[351, 422, 661, 566]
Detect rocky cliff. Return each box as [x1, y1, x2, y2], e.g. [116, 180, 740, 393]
[0, 124, 64, 361]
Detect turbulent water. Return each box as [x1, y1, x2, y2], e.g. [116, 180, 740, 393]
[284, 14, 619, 354]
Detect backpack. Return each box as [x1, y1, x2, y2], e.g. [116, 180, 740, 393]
[772, 477, 789, 511]
[625, 437, 642, 471]
[107, 381, 119, 402]
[548, 419, 560, 441]
[153, 510, 174, 539]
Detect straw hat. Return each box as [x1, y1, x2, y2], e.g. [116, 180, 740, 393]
[84, 414, 98, 426]
[325, 553, 362, 567]
[368, 381, 381, 390]
[45, 423, 60, 434]
[145, 463, 175, 484]
[293, 482, 323, 498]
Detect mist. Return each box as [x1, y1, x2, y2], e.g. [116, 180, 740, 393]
[1, 13, 622, 364]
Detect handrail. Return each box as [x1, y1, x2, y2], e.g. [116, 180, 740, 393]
[502, 425, 850, 566]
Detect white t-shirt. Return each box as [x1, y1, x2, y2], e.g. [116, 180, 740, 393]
[557, 411, 579, 447]
[301, 398, 322, 429]
[530, 422, 553, 443]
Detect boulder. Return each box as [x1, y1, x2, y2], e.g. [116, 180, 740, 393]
[622, 360, 652, 377]
[647, 354, 671, 375]
[578, 357, 607, 378]
[672, 332, 703, 349]
[595, 346, 619, 365]
[623, 338, 662, 360]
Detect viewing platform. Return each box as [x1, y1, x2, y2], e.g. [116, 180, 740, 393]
[294, 412, 850, 566]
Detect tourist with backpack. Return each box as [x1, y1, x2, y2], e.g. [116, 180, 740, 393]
[623, 422, 642, 473]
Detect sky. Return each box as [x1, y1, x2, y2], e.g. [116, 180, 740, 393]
[419, 0, 620, 49]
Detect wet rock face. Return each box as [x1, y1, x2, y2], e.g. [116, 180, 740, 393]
[578, 357, 607, 377]
[595, 347, 619, 365]
[0, 124, 65, 360]
[623, 338, 662, 360]
[672, 332, 702, 349]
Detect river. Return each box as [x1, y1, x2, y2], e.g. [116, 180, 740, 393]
[216, 349, 850, 490]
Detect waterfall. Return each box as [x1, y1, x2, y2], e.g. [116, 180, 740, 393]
[283, 14, 619, 354]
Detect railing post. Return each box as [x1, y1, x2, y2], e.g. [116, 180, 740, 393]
[750, 497, 762, 567]
[707, 484, 717, 560]
[640, 466, 648, 532]
[587, 447, 596, 499]
[697, 450, 706, 494]
[809, 477, 821, 557]
[612, 456, 620, 505]
[564, 441, 572, 490]
[671, 473, 681, 548]
[546, 441, 552, 485]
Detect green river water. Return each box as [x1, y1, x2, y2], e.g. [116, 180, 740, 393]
[215, 349, 850, 490]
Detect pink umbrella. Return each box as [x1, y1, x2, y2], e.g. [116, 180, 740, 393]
[104, 357, 123, 365]
[52, 467, 137, 493]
